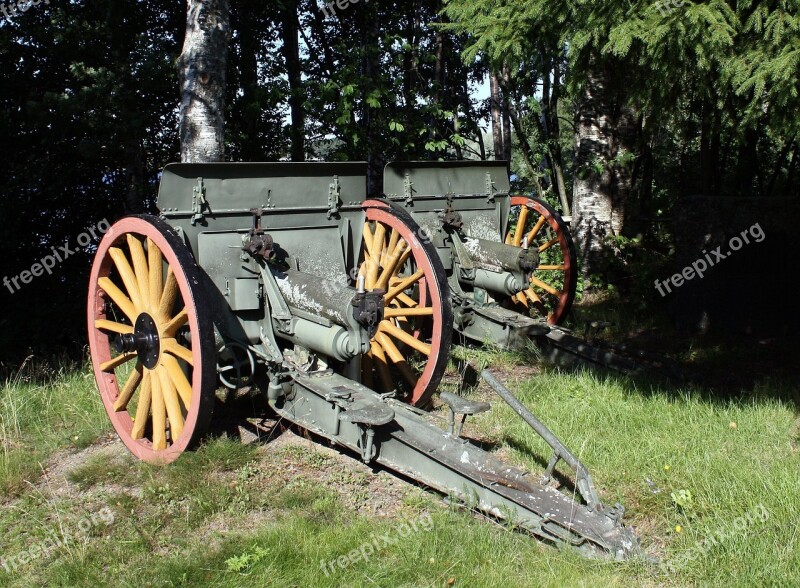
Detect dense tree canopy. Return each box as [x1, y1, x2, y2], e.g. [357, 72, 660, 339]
[0, 0, 797, 359]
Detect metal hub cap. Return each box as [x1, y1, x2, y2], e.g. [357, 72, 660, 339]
[115, 313, 161, 369]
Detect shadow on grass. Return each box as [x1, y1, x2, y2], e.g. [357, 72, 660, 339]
[514, 291, 800, 409]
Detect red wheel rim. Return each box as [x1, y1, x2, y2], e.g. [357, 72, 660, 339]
[87, 216, 214, 463]
[505, 196, 577, 325]
[360, 200, 451, 406]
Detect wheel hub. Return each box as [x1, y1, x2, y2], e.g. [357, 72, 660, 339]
[115, 313, 161, 369]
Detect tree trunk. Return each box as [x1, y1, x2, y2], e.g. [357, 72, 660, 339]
[501, 65, 512, 161]
[544, 57, 570, 215]
[490, 72, 504, 159]
[572, 59, 639, 276]
[281, 0, 304, 161]
[233, 0, 261, 161]
[178, 0, 231, 163]
[497, 75, 545, 197]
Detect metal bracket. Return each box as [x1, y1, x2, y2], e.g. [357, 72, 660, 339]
[191, 177, 207, 226]
[327, 175, 341, 219]
[442, 194, 463, 230]
[485, 172, 495, 203]
[257, 263, 293, 329]
[403, 170, 414, 206]
[339, 404, 395, 463]
[439, 392, 490, 437]
[449, 231, 475, 271]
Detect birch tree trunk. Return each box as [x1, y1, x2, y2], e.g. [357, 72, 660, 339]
[178, 0, 231, 163]
[572, 60, 638, 276]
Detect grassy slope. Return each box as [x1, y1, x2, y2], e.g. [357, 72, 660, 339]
[0, 359, 112, 496]
[0, 351, 798, 588]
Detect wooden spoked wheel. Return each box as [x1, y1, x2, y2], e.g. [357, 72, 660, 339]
[87, 215, 216, 463]
[358, 201, 452, 407]
[504, 196, 577, 325]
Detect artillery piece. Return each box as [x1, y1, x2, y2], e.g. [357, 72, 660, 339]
[87, 161, 640, 559]
[382, 160, 653, 372]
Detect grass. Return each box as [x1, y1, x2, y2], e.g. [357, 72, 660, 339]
[0, 348, 798, 587]
[0, 356, 111, 496]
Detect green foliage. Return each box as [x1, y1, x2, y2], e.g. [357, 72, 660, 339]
[225, 545, 271, 574]
[671, 489, 695, 511]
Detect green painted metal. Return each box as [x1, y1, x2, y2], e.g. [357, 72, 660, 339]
[149, 159, 643, 560]
[157, 163, 371, 363]
[267, 366, 641, 560]
[382, 161, 653, 372]
[383, 161, 555, 347]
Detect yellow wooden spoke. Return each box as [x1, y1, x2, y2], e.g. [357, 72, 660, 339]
[113, 362, 143, 411]
[98, 277, 137, 322]
[375, 332, 404, 363]
[363, 222, 375, 258]
[385, 229, 400, 264]
[385, 269, 424, 304]
[158, 267, 179, 321]
[379, 321, 431, 356]
[526, 215, 547, 244]
[388, 300, 409, 325]
[525, 287, 544, 305]
[538, 265, 566, 271]
[383, 306, 434, 318]
[370, 341, 394, 392]
[512, 206, 529, 246]
[127, 235, 151, 311]
[530, 276, 561, 297]
[375, 239, 411, 290]
[147, 238, 164, 311]
[163, 354, 193, 407]
[538, 236, 560, 253]
[504, 232, 512, 245]
[163, 338, 193, 366]
[376, 239, 410, 291]
[156, 365, 184, 440]
[131, 372, 152, 440]
[95, 319, 133, 335]
[515, 292, 529, 307]
[163, 307, 188, 337]
[100, 352, 136, 373]
[109, 247, 143, 311]
[375, 333, 419, 386]
[395, 292, 419, 308]
[366, 223, 386, 288]
[150, 369, 168, 450]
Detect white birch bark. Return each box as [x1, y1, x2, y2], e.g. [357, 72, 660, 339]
[178, 0, 231, 163]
